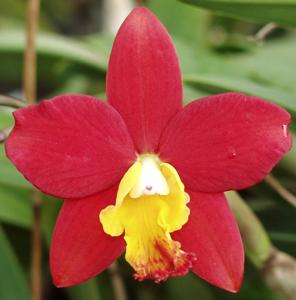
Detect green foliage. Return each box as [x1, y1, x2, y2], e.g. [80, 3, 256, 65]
[0, 227, 30, 300]
[67, 279, 102, 300]
[148, 0, 209, 46]
[180, 0, 296, 27]
[0, 184, 32, 228]
[0, 30, 108, 71]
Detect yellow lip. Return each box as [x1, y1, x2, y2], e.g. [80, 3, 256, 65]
[99, 155, 195, 282]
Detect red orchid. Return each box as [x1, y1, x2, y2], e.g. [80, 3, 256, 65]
[5, 8, 291, 292]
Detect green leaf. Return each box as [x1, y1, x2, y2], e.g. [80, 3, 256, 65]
[41, 196, 61, 246]
[183, 84, 210, 103]
[0, 30, 108, 71]
[0, 146, 31, 189]
[231, 37, 296, 97]
[67, 279, 101, 300]
[180, 0, 296, 27]
[168, 274, 214, 300]
[183, 73, 296, 112]
[0, 109, 31, 188]
[176, 33, 296, 114]
[0, 226, 30, 300]
[0, 184, 32, 228]
[269, 232, 296, 243]
[0, 107, 14, 128]
[148, 0, 209, 46]
[0, 1, 27, 22]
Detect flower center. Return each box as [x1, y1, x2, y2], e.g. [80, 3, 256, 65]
[130, 155, 169, 198]
[99, 154, 195, 282]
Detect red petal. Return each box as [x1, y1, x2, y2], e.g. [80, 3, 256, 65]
[172, 191, 244, 292]
[159, 93, 292, 192]
[5, 94, 136, 199]
[107, 8, 182, 153]
[50, 186, 125, 287]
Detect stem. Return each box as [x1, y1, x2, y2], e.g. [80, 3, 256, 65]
[265, 174, 296, 208]
[262, 247, 296, 300]
[24, 0, 42, 299]
[0, 95, 26, 109]
[226, 191, 272, 268]
[108, 262, 128, 300]
[31, 189, 42, 300]
[226, 191, 296, 300]
[24, 0, 40, 105]
[254, 22, 277, 42]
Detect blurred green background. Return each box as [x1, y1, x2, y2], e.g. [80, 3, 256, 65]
[1, 0, 296, 299]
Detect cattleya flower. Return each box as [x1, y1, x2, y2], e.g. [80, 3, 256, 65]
[5, 8, 291, 292]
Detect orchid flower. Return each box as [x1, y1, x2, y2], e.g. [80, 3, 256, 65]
[5, 8, 291, 292]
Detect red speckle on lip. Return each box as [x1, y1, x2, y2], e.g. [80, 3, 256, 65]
[133, 239, 196, 283]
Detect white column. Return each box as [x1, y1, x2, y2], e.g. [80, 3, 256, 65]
[102, 0, 135, 34]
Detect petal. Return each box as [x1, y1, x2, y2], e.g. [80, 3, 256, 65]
[107, 8, 182, 153]
[50, 186, 125, 287]
[5, 94, 136, 199]
[159, 93, 292, 192]
[172, 191, 244, 292]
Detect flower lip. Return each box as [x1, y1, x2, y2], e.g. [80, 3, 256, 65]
[99, 157, 193, 282]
